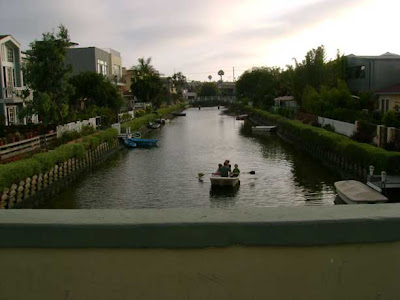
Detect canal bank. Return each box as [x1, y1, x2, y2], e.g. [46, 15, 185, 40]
[229, 104, 400, 180]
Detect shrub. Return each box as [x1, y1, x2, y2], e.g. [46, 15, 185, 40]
[323, 124, 335, 132]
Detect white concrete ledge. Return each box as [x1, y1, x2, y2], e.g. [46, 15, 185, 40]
[1, 205, 400, 248]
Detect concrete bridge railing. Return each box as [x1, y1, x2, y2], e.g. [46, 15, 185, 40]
[1, 205, 400, 299]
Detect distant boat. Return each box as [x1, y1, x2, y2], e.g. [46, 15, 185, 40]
[235, 114, 248, 120]
[147, 122, 161, 129]
[252, 126, 276, 133]
[172, 112, 186, 116]
[210, 174, 240, 187]
[334, 180, 388, 204]
[125, 137, 157, 148]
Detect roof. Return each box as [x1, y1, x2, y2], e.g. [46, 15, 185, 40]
[375, 83, 400, 94]
[0, 35, 10, 40]
[346, 52, 400, 60]
[274, 96, 294, 101]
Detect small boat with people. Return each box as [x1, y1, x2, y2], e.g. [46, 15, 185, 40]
[210, 174, 240, 187]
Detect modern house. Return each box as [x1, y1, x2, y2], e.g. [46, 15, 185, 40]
[274, 96, 296, 109]
[66, 47, 125, 89]
[375, 84, 400, 114]
[0, 35, 31, 125]
[346, 52, 400, 93]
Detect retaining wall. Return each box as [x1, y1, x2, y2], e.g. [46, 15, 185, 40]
[0, 139, 119, 209]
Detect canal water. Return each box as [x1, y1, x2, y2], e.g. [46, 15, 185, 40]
[37, 107, 342, 209]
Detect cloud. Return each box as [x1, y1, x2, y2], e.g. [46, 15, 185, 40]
[230, 0, 366, 40]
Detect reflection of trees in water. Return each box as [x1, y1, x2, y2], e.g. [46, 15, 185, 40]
[241, 122, 341, 198]
[290, 149, 341, 196]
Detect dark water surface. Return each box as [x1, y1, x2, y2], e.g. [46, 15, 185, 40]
[37, 107, 342, 209]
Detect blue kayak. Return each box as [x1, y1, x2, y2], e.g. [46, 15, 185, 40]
[127, 137, 157, 148]
[124, 139, 137, 148]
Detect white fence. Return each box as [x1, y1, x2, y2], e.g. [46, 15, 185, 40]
[318, 117, 356, 137]
[56, 118, 97, 138]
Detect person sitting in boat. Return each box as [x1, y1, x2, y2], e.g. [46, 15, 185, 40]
[231, 164, 240, 177]
[219, 162, 230, 177]
[213, 164, 223, 175]
[224, 160, 232, 172]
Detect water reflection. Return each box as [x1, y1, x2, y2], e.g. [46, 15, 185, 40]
[38, 107, 342, 208]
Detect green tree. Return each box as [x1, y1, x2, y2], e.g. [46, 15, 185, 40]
[69, 71, 125, 113]
[198, 82, 218, 97]
[130, 57, 164, 108]
[22, 25, 74, 125]
[172, 72, 186, 95]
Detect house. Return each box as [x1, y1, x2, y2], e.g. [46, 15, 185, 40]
[375, 84, 400, 113]
[346, 52, 400, 93]
[274, 96, 296, 108]
[0, 35, 33, 125]
[66, 47, 125, 89]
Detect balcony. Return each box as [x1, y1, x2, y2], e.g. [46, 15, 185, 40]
[1, 86, 26, 103]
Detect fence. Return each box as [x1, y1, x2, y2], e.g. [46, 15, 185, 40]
[0, 132, 57, 162]
[56, 118, 97, 138]
[318, 117, 356, 137]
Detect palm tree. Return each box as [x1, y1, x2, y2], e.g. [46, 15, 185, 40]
[208, 75, 212, 81]
[218, 70, 224, 81]
[132, 57, 156, 77]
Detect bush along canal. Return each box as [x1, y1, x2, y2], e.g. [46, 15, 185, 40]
[19, 106, 346, 209]
[230, 104, 400, 180]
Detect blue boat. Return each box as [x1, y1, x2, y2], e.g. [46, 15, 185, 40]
[123, 139, 137, 148]
[126, 137, 157, 148]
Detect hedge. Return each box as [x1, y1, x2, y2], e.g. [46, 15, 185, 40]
[0, 128, 118, 191]
[233, 104, 400, 174]
[121, 103, 186, 132]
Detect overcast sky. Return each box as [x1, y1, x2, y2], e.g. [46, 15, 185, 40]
[0, 0, 397, 81]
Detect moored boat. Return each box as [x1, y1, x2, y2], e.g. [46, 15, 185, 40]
[172, 112, 186, 116]
[334, 180, 388, 204]
[126, 137, 157, 148]
[147, 122, 161, 129]
[236, 114, 248, 120]
[210, 174, 240, 187]
[252, 126, 276, 133]
[123, 139, 137, 148]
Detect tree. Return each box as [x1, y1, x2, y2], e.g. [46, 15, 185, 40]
[218, 70, 224, 81]
[22, 25, 74, 125]
[130, 57, 164, 108]
[208, 75, 212, 81]
[69, 71, 124, 113]
[198, 82, 218, 97]
[172, 72, 186, 95]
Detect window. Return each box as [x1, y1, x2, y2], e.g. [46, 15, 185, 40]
[380, 98, 390, 113]
[346, 65, 366, 79]
[7, 106, 16, 125]
[6, 46, 14, 62]
[97, 59, 108, 76]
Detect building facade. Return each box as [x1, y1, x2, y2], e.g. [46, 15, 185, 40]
[66, 47, 124, 87]
[0, 35, 29, 125]
[346, 53, 400, 93]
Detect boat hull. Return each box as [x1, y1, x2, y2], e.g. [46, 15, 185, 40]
[172, 112, 186, 116]
[334, 180, 388, 204]
[252, 126, 276, 133]
[210, 175, 240, 187]
[127, 137, 157, 148]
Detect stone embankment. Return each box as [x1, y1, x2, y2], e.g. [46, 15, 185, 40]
[0, 138, 119, 209]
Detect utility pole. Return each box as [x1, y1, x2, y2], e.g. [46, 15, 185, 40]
[233, 67, 235, 82]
